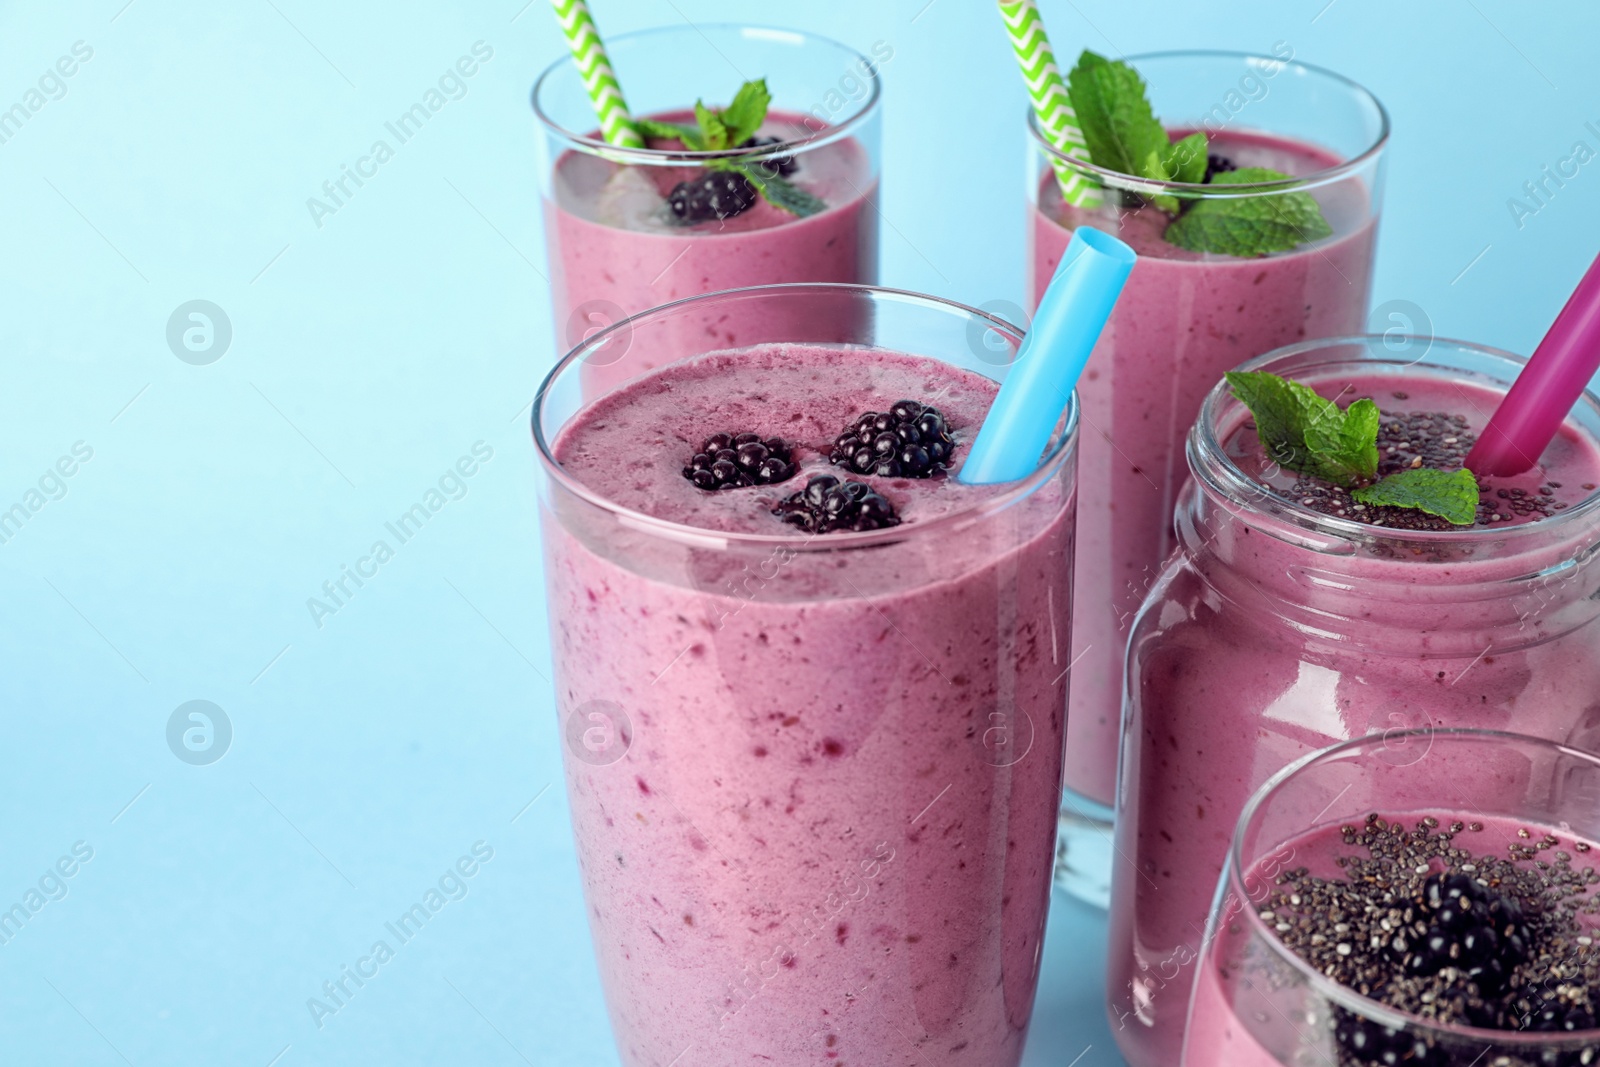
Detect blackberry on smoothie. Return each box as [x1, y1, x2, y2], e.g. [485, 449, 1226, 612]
[1022, 51, 1386, 897]
[1108, 338, 1600, 1067]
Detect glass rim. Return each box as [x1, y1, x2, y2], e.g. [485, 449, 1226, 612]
[1190, 334, 1600, 547]
[530, 283, 1080, 552]
[530, 23, 882, 167]
[1224, 725, 1600, 1047]
[1028, 49, 1391, 196]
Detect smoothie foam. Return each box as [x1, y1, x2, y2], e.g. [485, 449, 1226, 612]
[544, 343, 1076, 1066]
[1030, 130, 1378, 806]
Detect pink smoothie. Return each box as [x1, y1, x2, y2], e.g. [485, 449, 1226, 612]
[546, 111, 879, 399]
[1029, 130, 1378, 806]
[1108, 370, 1600, 1067]
[544, 344, 1076, 1066]
[1183, 815, 1600, 1067]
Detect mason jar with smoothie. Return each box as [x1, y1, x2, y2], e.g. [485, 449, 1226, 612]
[532, 23, 883, 398]
[533, 284, 1084, 1067]
[1024, 49, 1388, 902]
[1106, 335, 1600, 1067]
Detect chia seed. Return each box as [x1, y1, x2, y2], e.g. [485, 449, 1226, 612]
[1247, 816, 1600, 1065]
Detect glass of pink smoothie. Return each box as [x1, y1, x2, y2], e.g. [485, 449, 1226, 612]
[1027, 50, 1389, 905]
[1107, 335, 1600, 1067]
[533, 26, 883, 399]
[533, 284, 1079, 1066]
[1183, 728, 1600, 1067]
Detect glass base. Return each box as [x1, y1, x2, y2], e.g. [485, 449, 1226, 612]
[1053, 788, 1115, 909]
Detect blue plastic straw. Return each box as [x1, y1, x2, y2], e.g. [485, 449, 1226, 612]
[960, 227, 1136, 484]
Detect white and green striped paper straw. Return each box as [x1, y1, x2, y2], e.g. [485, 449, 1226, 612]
[997, 0, 1102, 209]
[550, 0, 646, 148]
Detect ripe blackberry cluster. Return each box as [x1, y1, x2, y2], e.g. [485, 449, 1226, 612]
[667, 170, 757, 224]
[829, 400, 956, 479]
[1203, 153, 1236, 183]
[740, 135, 798, 177]
[1394, 873, 1528, 995]
[682, 432, 795, 491]
[771, 475, 900, 534]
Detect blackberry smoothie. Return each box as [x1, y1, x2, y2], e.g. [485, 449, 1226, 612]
[546, 109, 879, 398]
[1030, 128, 1379, 813]
[535, 289, 1078, 1066]
[1108, 340, 1600, 1067]
[533, 26, 884, 399]
[1186, 814, 1600, 1067]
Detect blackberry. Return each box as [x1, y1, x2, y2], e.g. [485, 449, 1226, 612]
[740, 135, 798, 177]
[1394, 873, 1528, 996]
[1331, 1008, 1452, 1067]
[1203, 153, 1236, 183]
[829, 399, 956, 479]
[682, 432, 795, 491]
[771, 474, 900, 533]
[667, 170, 758, 224]
[1522, 1000, 1598, 1067]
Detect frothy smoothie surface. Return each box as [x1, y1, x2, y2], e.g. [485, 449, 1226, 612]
[553, 344, 1012, 533]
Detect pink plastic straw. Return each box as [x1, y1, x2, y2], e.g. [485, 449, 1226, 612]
[1467, 251, 1600, 477]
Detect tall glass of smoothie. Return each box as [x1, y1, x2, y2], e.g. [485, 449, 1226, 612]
[1027, 50, 1388, 904]
[1184, 728, 1600, 1067]
[533, 284, 1079, 1066]
[533, 26, 884, 398]
[1107, 335, 1600, 1067]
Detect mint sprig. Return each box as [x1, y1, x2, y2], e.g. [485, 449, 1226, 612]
[1225, 370, 1482, 523]
[1165, 169, 1334, 256]
[1225, 370, 1377, 486]
[1064, 50, 1334, 257]
[1353, 469, 1480, 526]
[632, 79, 822, 219]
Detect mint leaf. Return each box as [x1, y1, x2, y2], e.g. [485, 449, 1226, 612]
[1224, 371, 1378, 487]
[737, 164, 825, 218]
[1165, 167, 1333, 256]
[1066, 51, 1170, 184]
[1353, 469, 1480, 525]
[634, 117, 698, 142]
[694, 100, 729, 151]
[1165, 131, 1208, 185]
[1304, 397, 1379, 483]
[719, 79, 771, 145]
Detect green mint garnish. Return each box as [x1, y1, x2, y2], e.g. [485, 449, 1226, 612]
[1225, 371, 1377, 487]
[633, 78, 820, 218]
[740, 167, 825, 217]
[1165, 168, 1334, 256]
[1064, 50, 1334, 256]
[1066, 51, 1171, 185]
[1226, 370, 1482, 523]
[1353, 469, 1481, 526]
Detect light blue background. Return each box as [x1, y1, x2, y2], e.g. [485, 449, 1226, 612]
[2, 1, 1595, 1064]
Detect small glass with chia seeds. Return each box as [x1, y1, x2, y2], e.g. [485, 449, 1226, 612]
[1107, 336, 1600, 1067]
[1183, 728, 1600, 1067]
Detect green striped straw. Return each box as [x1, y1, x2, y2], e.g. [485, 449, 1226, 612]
[549, 0, 645, 148]
[997, 0, 1102, 209]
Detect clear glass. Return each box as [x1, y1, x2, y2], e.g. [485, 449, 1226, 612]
[533, 284, 1079, 1067]
[1107, 336, 1600, 1067]
[1184, 728, 1600, 1066]
[1028, 50, 1389, 908]
[533, 25, 884, 398]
